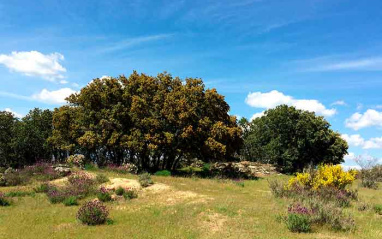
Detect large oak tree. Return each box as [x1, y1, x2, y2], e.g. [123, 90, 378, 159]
[50, 72, 243, 171]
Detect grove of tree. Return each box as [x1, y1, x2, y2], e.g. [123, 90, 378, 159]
[0, 72, 349, 173]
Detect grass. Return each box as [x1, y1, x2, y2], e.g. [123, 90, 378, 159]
[0, 170, 381, 239]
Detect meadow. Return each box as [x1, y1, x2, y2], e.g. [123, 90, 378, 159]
[0, 169, 381, 239]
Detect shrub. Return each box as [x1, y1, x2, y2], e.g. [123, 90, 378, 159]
[123, 188, 138, 200]
[24, 162, 61, 181]
[138, 173, 153, 187]
[46, 188, 67, 204]
[360, 169, 379, 189]
[84, 163, 96, 171]
[357, 202, 370, 211]
[33, 183, 51, 193]
[268, 180, 291, 198]
[288, 165, 357, 190]
[2, 172, 28, 186]
[285, 213, 311, 233]
[97, 187, 112, 202]
[374, 204, 382, 215]
[154, 170, 171, 177]
[63, 196, 78, 206]
[115, 187, 125, 196]
[77, 201, 109, 225]
[67, 172, 96, 198]
[67, 154, 86, 168]
[307, 199, 355, 231]
[95, 174, 109, 184]
[106, 163, 138, 174]
[0, 192, 11, 206]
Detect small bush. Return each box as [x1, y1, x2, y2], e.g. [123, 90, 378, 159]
[67, 172, 96, 198]
[138, 173, 153, 187]
[67, 154, 86, 168]
[77, 201, 109, 225]
[374, 204, 382, 215]
[288, 165, 357, 190]
[123, 188, 138, 200]
[3, 172, 28, 186]
[33, 183, 51, 193]
[46, 188, 67, 204]
[115, 187, 125, 196]
[357, 202, 370, 211]
[307, 199, 355, 232]
[106, 163, 138, 174]
[0, 192, 11, 206]
[154, 170, 171, 177]
[63, 196, 78, 206]
[84, 163, 96, 171]
[285, 213, 311, 233]
[95, 174, 109, 184]
[97, 187, 112, 202]
[268, 180, 291, 198]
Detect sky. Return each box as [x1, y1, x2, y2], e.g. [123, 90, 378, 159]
[0, 0, 381, 168]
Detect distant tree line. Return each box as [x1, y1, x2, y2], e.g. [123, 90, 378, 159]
[0, 72, 348, 173]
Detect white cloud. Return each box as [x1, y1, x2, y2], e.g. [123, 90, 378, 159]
[0, 51, 66, 81]
[250, 111, 265, 121]
[341, 134, 365, 147]
[363, 137, 382, 149]
[4, 108, 23, 118]
[60, 80, 68, 84]
[331, 100, 346, 106]
[245, 90, 336, 117]
[345, 109, 382, 130]
[32, 88, 76, 104]
[341, 134, 382, 149]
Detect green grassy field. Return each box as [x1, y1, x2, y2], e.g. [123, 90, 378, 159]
[0, 170, 381, 239]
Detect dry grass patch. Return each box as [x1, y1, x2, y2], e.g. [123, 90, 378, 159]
[198, 211, 228, 234]
[102, 178, 141, 191]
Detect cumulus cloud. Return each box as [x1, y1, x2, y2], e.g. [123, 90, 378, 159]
[32, 88, 76, 104]
[245, 90, 336, 119]
[0, 51, 66, 81]
[341, 134, 382, 149]
[345, 109, 382, 130]
[4, 108, 23, 118]
[250, 111, 265, 121]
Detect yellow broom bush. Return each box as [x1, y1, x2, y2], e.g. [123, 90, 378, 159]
[288, 165, 357, 190]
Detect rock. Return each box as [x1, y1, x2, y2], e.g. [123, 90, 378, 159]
[4, 167, 15, 175]
[54, 166, 71, 176]
[210, 162, 278, 178]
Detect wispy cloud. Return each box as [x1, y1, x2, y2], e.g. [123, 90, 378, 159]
[97, 34, 175, 54]
[294, 56, 382, 72]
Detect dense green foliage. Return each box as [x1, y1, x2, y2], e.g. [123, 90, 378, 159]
[49, 71, 242, 171]
[0, 109, 53, 167]
[240, 105, 348, 173]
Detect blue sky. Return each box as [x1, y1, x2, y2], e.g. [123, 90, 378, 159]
[1, 0, 381, 167]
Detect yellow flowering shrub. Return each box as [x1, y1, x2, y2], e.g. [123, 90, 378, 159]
[288, 165, 357, 190]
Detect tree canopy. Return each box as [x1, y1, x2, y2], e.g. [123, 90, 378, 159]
[0, 108, 53, 167]
[49, 71, 243, 171]
[239, 105, 348, 173]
